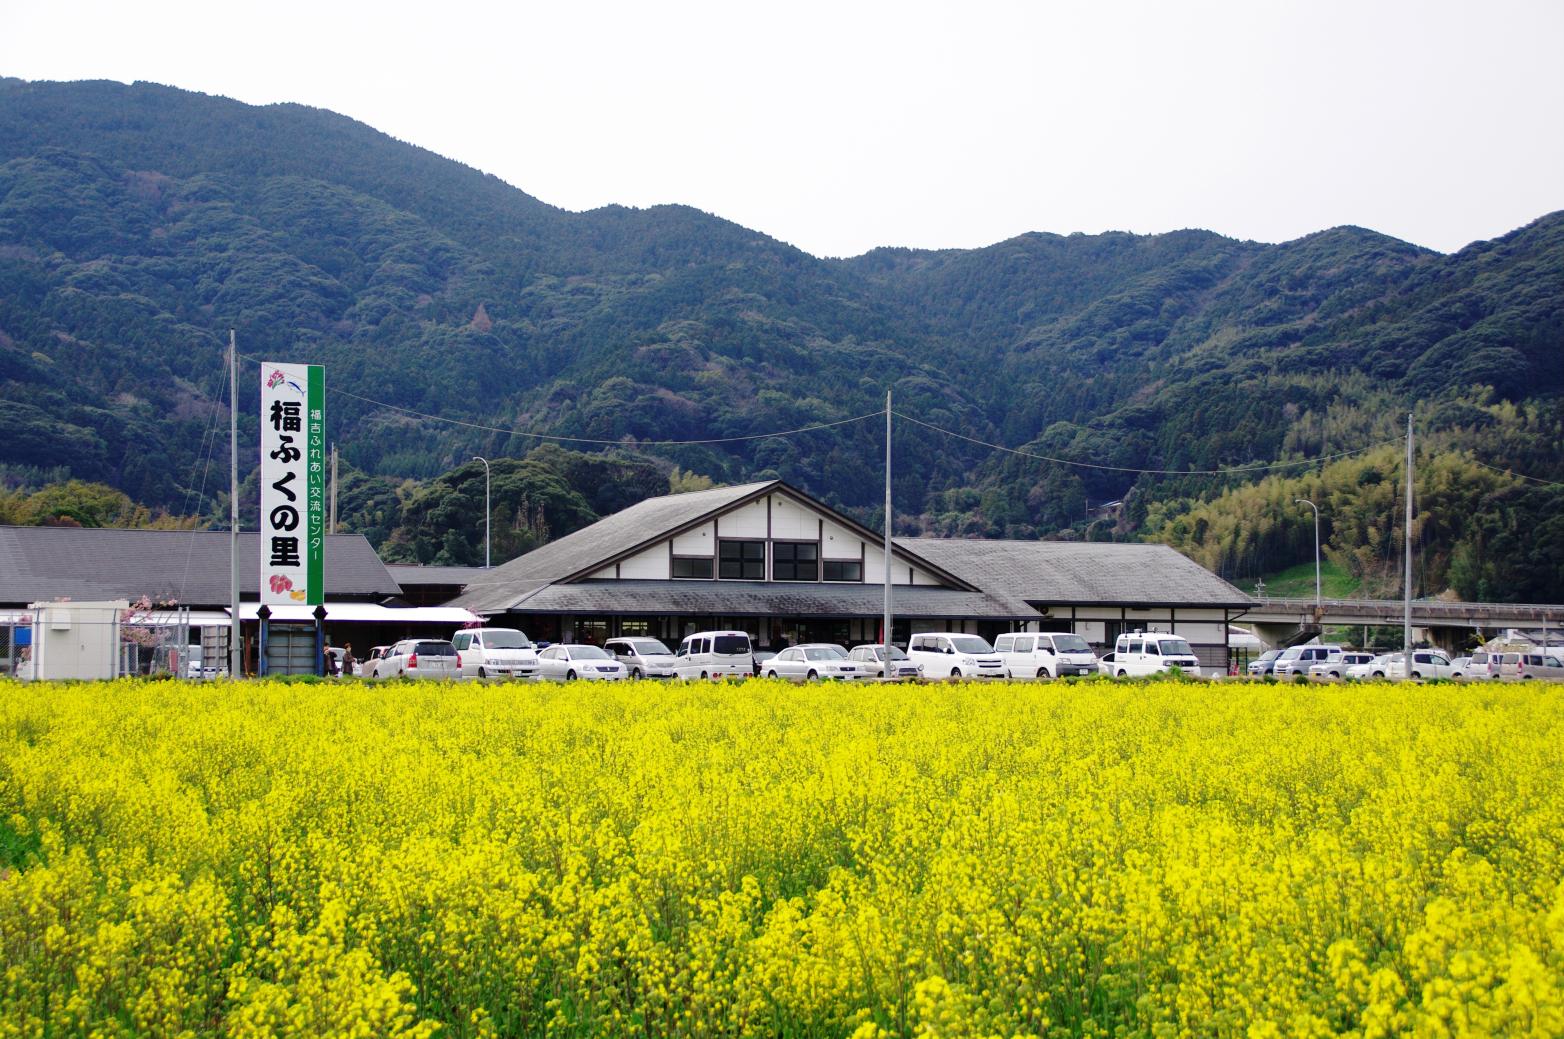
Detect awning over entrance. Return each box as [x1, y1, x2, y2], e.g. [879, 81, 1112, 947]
[234, 603, 481, 624]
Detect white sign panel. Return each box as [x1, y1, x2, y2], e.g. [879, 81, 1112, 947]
[259, 362, 324, 605]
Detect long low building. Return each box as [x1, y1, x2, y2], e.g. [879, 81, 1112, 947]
[0, 526, 478, 674]
[452, 479, 1252, 670]
[0, 481, 1255, 673]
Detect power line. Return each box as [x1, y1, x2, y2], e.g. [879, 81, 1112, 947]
[234, 351, 882, 446]
[1468, 457, 1564, 489]
[893, 411, 1403, 476]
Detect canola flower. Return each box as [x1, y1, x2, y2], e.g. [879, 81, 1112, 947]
[1, 676, 1561, 1038]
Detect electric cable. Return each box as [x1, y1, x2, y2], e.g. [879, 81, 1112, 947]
[892, 410, 1405, 476]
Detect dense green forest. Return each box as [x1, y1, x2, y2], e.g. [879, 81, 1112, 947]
[1, 78, 1561, 596]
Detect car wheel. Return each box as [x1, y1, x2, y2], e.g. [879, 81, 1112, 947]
[1117, 669, 1127, 678]
[566, 670, 577, 681]
[1373, 671, 1385, 678]
[807, 669, 819, 681]
[1411, 672, 1422, 680]
[478, 666, 488, 680]
[950, 667, 962, 679]
[766, 670, 778, 679]
[1036, 667, 1052, 679]
[632, 667, 643, 679]
[701, 671, 709, 680]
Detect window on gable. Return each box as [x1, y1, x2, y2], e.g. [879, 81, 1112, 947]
[672, 556, 714, 579]
[719, 539, 765, 580]
[822, 559, 862, 582]
[772, 541, 819, 581]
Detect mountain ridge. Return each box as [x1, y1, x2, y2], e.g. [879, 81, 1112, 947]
[1, 78, 1560, 597]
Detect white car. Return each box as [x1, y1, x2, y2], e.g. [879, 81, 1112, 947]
[674, 631, 754, 680]
[1347, 653, 1398, 680]
[1309, 652, 1375, 680]
[536, 644, 627, 681]
[993, 632, 1097, 679]
[604, 637, 680, 679]
[763, 644, 870, 681]
[452, 627, 540, 680]
[846, 644, 921, 679]
[1107, 632, 1202, 677]
[907, 633, 1006, 679]
[374, 639, 462, 680]
[1273, 645, 1344, 679]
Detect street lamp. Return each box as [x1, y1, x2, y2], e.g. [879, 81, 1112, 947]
[1295, 497, 1321, 610]
[473, 456, 491, 568]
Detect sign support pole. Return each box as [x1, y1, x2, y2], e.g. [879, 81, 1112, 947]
[229, 329, 241, 678]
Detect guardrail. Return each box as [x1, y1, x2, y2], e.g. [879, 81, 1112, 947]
[1247, 596, 1564, 621]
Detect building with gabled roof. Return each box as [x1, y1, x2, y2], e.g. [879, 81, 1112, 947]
[450, 479, 1251, 668]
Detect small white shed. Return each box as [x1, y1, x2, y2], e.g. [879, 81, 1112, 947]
[23, 600, 126, 680]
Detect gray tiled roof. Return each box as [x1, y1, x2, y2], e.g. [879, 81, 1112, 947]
[0, 526, 400, 606]
[386, 564, 490, 587]
[507, 580, 1029, 619]
[453, 481, 778, 612]
[896, 537, 1252, 609]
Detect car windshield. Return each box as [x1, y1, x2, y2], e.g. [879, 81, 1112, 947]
[1258, 650, 1280, 661]
[875, 646, 909, 660]
[1051, 634, 1091, 653]
[951, 637, 994, 654]
[481, 630, 532, 649]
[570, 646, 610, 660]
[413, 642, 455, 656]
[804, 646, 847, 660]
[713, 635, 750, 655]
[1158, 638, 1194, 657]
[627, 639, 673, 656]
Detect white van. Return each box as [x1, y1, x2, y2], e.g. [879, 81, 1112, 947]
[451, 627, 540, 680]
[993, 632, 1098, 678]
[674, 630, 753, 679]
[907, 632, 1006, 679]
[1108, 631, 1202, 677]
[1272, 644, 1343, 679]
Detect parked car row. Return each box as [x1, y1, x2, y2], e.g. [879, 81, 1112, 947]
[1246, 643, 1564, 681]
[352, 627, 1210, 682]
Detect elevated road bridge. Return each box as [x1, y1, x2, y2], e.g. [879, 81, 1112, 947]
[1240, 596, 1564, 651]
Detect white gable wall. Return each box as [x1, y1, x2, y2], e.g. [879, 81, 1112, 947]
[579, 492, 951, 588]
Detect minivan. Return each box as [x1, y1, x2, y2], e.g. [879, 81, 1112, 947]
[1108, 631, 1202, 677]
[993, 632, 1097, 678]
[452, 627, 540, 680]
[907, 633, 1005, 679]
[1272, 645, 1343, 679]
[675, 630, 753, 679]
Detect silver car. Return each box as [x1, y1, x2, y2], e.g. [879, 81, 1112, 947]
[763, 644, 869, 681]
[1309, 652, 1374, 680]
[375, 639, 462, 680]
[604, 637, 679, 679]
[537, 644, 627, 681]
[847, 643, 921, 679]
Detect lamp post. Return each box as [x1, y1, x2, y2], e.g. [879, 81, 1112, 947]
[1295, 497, 1321, 610]
[473, 456, 491, 568]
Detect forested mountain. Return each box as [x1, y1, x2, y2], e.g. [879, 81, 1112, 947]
[1, 78, 1561, 598]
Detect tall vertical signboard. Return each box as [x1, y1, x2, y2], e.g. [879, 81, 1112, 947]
[260, 363, 325, 605]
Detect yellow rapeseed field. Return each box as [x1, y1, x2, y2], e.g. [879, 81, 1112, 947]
[1, 677, 1561, 1038]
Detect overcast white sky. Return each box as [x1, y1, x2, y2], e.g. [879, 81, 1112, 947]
[4, 0, 1561, 257]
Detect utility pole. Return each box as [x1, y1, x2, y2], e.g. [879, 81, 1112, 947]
[473, 456, 492, 568]
[228, 329, 241, 679]
[1295, 498, 1321, 611]
[1403, 412, 1414, 666]
[882, 390, 893, 670]
[329, 443, 338, 535]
